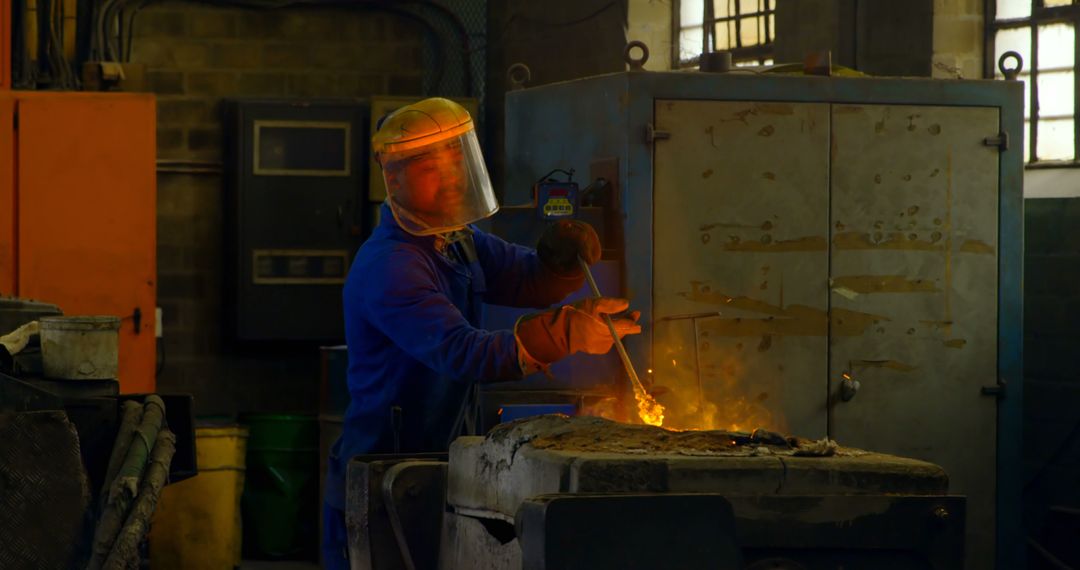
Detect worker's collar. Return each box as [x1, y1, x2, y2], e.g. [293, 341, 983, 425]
[378, 202, 473, 259]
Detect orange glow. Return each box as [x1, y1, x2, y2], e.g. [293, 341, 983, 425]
[498, 407, 503, 415]
[634, 386, 665, 426]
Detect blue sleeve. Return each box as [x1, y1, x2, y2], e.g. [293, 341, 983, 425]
[358, 245, 524, 383]
[472, 228, 584, 308]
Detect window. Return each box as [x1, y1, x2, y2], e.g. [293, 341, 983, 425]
[990, 0, 1078, 163]
[676, 0, 776, 68]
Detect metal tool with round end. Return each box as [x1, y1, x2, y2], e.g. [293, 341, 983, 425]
[577, 256, 646, 396]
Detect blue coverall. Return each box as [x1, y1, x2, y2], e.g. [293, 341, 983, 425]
[322, 203, 582, 567]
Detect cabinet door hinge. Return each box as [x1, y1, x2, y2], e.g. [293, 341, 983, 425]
[645, 123, 670, 144]
[981, 378, 1007, 399]
[983, 131, 1009, 151]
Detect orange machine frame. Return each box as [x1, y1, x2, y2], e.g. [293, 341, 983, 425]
[0, 91, 157, 393]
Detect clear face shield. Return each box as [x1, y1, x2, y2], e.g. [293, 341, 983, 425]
[380, 129, 498, 236]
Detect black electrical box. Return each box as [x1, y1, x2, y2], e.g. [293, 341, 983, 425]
[225, 99, 368, 342]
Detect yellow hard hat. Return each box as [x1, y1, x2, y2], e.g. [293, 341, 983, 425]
[373, 98, 497, 236]
[372, 97, 475, 155]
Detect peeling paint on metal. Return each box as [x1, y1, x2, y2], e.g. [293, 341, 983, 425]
[835, 105, 862, 114]
[684, 284, 887, 337]
[833, 231, 944, 252]
[702, 169, 714, 179]
[755, 103, 794, 115]
[959, 240, 995, 255]
[852, 359, 917, 372]
[758, 125, 775, 137]
[831, 275, 939, 294]
[718, 235, 827, 252]
[762, 172, 776, 181]
[943, 339, 967, 349]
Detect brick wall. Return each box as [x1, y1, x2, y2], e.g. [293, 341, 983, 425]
[932, 0, 984, 79]
[132, 2, 425, 416]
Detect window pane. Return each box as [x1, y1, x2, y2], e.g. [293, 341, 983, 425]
[1038, 71, 1074, 116]
[680, 26, 704, 61]
[996, 0, 1031, 19]
[741, 15, 762, 46]
[769, 14, 775, 39]
[1024, 120, 1032, 162]
[768, 0, 776, 9]
[1044, 0, 1072, 6]
[994, 27, 1031, 78]
[763, 58, 774, 65]
[714, 0, 731, 18]
[1037, 118, 1075, 160]
[682, 0, 705, 26]
[714, 20, 732, 50]
[1039, 24, 1075, 69]
[740, 0, 760, 15]
[1018, 72, 1033, 119]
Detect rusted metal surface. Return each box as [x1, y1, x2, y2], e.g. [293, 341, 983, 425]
[828, 103, 1000, 570]
[652, 99, 830, 437]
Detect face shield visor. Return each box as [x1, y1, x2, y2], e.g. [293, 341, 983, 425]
[380, 128, 498, 236]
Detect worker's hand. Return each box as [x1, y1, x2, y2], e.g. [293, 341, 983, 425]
[515, 297, 641, 367]
[537, 220, 601, 278]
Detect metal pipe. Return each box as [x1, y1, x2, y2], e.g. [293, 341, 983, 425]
[577, 256, 646, 397]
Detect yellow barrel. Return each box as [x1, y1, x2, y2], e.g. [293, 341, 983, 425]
[150, 425, 249, 570]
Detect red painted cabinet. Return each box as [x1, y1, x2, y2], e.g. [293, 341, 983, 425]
[0, 92, 157, 393]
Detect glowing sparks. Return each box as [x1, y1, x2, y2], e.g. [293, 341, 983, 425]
[635, 387, 665, 426]
[672, 359, 677, 367]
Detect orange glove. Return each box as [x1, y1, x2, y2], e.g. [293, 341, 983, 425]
[515, 297, 641, 370]
[536, 220, 601, 277]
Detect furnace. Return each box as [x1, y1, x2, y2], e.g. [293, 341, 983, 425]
[436, 415, 963, 569]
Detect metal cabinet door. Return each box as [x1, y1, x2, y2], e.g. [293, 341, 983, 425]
[0, 94, 14, 294]
[16, 93, 158, 394]
[652, 99, 830, 436]
[829, 104, 999, 570]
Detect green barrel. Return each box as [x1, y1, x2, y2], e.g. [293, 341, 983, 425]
[240, 413, 319, 559]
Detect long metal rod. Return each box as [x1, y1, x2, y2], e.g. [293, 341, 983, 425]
[578, 256, 646, 395]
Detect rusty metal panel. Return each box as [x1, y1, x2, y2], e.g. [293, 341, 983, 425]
[652, 100, 830, 436]
[828, 104, 999, 570]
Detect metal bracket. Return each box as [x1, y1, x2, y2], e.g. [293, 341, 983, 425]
[645, 123, 670, 144]
[981, 379, 1007, 399]
[984, 131, 1009, 151]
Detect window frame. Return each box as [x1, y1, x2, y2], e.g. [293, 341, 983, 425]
[671, 0, 776, 69]
[986, 0, 1080, 165]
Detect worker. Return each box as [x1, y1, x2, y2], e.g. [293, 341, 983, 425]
[322, 98, 641, 567]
